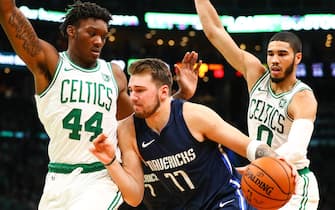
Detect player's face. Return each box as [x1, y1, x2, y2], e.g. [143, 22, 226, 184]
[128, 73, 162, 118]
[267, 41, 300, 83]
[68, 18, 109, 68]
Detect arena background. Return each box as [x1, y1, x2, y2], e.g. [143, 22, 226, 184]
[0, 0, 334, 209]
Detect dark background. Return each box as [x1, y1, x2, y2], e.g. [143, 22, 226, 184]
[0, 1, 334, 209]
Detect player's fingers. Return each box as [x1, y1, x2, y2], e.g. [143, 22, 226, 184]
[194, 60, 202, 74]
[93, 133, 107, 144]
[278, 157, 298, 190]
[182, 51, 190, 63]
[236, 166, 247, 176]
[89, 145, 99, 155]
[190, 51, 198, 63]
[174, 64, 180, 75]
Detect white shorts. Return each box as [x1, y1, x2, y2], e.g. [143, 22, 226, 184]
[38, 162, 123, 210]
[279, 168, 319, 210]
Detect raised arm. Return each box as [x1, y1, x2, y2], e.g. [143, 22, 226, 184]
[89, 116, 144, 207]
[194, 0, 265, 89]
[0, 0, 59, 93]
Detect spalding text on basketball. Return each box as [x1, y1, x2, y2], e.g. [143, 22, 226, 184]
[245, 168, 274, 196]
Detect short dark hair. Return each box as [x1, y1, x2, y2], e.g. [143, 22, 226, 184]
[269, 31, 302, 53]
[128, 58, 173, 92]
[59, 1, 112, 38]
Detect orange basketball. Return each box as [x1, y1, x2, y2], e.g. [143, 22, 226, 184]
[241, 156, 295, 209]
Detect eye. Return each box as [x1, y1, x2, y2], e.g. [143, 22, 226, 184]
[267, 51, 274, 56]
[278, 52, 288, 56]
[87, 31, 96, 37]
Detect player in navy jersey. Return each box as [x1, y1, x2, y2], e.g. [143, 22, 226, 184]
[90, 58, 295, 209]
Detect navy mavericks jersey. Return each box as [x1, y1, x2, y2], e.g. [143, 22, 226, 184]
[134, 99, 254, 210]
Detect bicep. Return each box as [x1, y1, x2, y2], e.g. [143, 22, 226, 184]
[205, 112, 250, 157]
[184, 103, 250, 157]
[288, 90, 317, 121]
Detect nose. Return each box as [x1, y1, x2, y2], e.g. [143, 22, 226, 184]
[270, 54, 280, 64]
[93, 36, 105, 47]
[129, 92, 139, 102]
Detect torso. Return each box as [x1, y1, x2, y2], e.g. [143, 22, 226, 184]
[134, 99, 240, 209]
[34, 52, 120, 163]
[248, 70, 312, 168]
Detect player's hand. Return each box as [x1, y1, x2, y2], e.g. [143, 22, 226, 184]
[89, 133, 115, 165]
[174, 51, 201, 100]
[277, 157, 298, 193]
[236, 166, 247, 176]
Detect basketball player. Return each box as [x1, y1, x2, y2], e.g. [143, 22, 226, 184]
[89, 58, 295, 209]
[0, 1, 198, 209]
[194, 0, 320, 209]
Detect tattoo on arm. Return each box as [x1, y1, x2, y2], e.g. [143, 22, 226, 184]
[255, 144, 279, 159]
[8, 10, 42, 57]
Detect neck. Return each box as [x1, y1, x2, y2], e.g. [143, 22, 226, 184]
[270, 77, 297, 94]
[66, 49, 96, 69]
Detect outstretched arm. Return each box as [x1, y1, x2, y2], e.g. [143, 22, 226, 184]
[275, 90, 317, 163]
[194, 0, 265, 89]
[183, 102, 277, 159]
[183, 102, 296, 178]
[90, 117, 144, 207]
[0, 0, 59, 93]
[173, 51, 201, 100]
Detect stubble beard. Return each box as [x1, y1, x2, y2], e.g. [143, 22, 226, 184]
[270, 60, 295, 83]
[134, 95, 161, 119]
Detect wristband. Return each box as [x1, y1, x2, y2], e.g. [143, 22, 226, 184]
[104, 155, 117, 167]
[247, 140, 264, 162]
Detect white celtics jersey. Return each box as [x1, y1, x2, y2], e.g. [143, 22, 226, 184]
[35, 52, 120, 164]
[247, 71, 312, 168]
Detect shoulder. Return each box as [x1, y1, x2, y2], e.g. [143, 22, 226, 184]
[110, 62, 128, 92]
[182, 101, 223, 142]
[289, 88, 317, 120]
[118, 114, 135, 130]
[292, 89, 317, 106]
[183, 102, 219, 124]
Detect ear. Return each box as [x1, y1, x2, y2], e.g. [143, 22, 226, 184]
[295, 52, 302, 65]
[66, 25, 75, 38]
[159, 85, 170, 100]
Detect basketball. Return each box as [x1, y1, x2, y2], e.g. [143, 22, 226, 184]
[241, 156, 295, 209]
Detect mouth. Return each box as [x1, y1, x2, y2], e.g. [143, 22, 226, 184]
[132, 104, 141, 110]
[270, 65, 280, 71]
[270, 66, 281, 76]
[91, 49, 101, 57]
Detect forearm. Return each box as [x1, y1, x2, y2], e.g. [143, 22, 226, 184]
[105, 161, 144, 207]
[275, 119, 313, 163]
[194, 0, 224, 37]
[194, 0, 249, 75]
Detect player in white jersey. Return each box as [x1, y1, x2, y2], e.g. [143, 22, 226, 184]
[194, 0, 319, 209]
[35, 52, 122, 209]
[0, 1, 198, 209]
